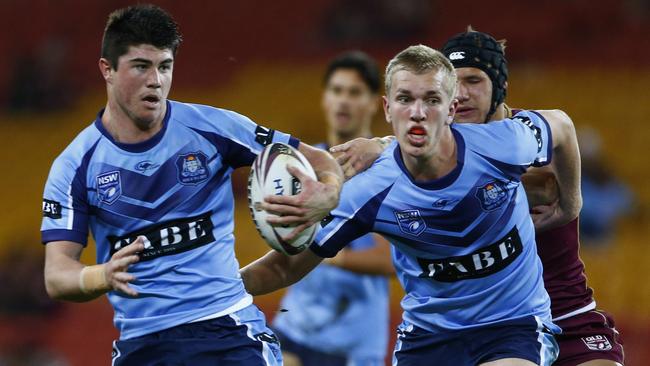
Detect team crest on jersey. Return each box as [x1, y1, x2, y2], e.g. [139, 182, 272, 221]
[475, 180, 508, 211]
[176, 151, 209, 185]
[96, 171, 122, 205]
[395, 209, 427, 236]
[582, 335, 612, 351]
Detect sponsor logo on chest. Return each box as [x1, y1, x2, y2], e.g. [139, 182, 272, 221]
[107, 212, 215, 261]
[96, 171, 122, 205]
[417, 227, 523, 282]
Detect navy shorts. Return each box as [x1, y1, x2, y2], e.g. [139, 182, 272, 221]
[112, 305, 282, 366]
[554, 310, 624, 366]
[392, 316, 559, 366]
[273, 328, 347, 366]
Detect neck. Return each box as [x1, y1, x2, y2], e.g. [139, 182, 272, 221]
[489, 103, 509, 122]
[102, 101, 166, 144]
[402, 127, 457, 181]
[327, 125, 372, 147]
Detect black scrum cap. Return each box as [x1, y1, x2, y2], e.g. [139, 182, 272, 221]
[442, 29, 508, 120]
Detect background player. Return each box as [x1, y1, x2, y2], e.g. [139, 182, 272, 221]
[272, 51, 393, 366]
[241, 45, 584, 365]
[40, 5, 343, 365]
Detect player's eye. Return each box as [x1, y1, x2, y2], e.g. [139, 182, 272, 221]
[396, 95, 411, 103]
[134, 64, 148, 71]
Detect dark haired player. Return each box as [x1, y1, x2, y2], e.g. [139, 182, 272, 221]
[272, 51, 393, 366]
[40, 5, 343, 365]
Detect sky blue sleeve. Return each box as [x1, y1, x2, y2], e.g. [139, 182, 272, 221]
[189, 105, 300, 169]
[459, 109, 552, 169]
[41, 154, 90, 246]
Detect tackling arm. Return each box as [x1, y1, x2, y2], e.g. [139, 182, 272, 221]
[533, 110, 582, 231]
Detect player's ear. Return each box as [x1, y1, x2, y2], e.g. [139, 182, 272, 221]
[447, 98, 458, 125]
[503, 80, 508, 91]
[99, 58, 113, 83]
[382, 95, 391, 124]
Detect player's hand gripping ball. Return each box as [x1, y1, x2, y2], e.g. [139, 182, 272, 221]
[248, 143, 319, 255]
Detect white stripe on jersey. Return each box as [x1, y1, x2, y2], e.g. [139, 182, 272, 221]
[66, 185, 74, 230]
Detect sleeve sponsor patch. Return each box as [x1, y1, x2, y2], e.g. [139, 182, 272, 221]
[42, 199, 62, 219]
[513, 115, 543, 153]
[255, 125, 276, 146]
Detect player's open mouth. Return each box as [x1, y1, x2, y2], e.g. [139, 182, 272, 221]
[142, 95, 161, 107]
[407, 126, 426, 146]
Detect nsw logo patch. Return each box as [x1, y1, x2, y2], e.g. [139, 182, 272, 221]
[582, 335, 612, 351]
[395, 209, 427, 236]
[475, 180, 508, 211]
[176, 151, 210, 185]
[97, 171, 122, 205]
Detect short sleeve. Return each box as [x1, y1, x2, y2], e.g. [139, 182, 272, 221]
[188, 106, 300, 169]
[41, 156, 90, 246]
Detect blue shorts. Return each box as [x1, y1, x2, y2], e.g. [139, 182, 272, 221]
[112, 304, 282, 366]
[392, 316, 559, 366]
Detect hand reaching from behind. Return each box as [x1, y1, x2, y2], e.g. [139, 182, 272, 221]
[330, 137, 392, 179]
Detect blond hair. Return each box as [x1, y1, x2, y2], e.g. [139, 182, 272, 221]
[384, 45, 457, 98]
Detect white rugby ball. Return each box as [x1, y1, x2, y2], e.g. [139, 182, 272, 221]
[248, 142, 319, 255]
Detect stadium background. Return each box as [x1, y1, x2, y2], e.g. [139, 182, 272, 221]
[0, 0, 648, 364]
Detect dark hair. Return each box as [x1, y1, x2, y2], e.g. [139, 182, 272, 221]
[323, 51, 381, 93]
[101, 4, 182, 70]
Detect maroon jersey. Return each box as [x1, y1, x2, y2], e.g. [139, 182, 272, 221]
[535, 218, 595, 319]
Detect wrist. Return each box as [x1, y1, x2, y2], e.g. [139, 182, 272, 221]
[79, 264, 110, 295]
[319, 171, 343, 192]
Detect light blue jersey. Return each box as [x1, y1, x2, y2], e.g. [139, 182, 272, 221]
[41, 100, 298, 340]
[311, 111, 558, 334]
[272, 142, 389, 362]
[273, 233, 389, 361]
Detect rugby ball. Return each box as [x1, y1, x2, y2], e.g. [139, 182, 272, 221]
[248, 143, 319, 255]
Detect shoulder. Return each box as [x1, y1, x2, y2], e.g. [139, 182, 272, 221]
[52, 122, 103, 171]
[340, 143, 401, 206]
[169, 100, 255, 132]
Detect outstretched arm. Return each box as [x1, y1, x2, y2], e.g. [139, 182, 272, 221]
[44, 238, 144, 302]
[532, 110, 582, 232]
[240, 248, 324, 296]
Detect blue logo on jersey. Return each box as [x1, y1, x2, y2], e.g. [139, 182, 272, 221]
[176, 152, 210, 185]
[97, 171, 122, 205]
[475, 180, 508, 211]
[134, 160, 160, 173]
[395, 209, 426, 236]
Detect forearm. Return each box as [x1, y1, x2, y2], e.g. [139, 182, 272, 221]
[548, 110, 582, 220]
[240, 248, 323, 296]
[325, 238, 394, 276]
[299, 143, 343, 189]
[45, 246, 105, 302]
